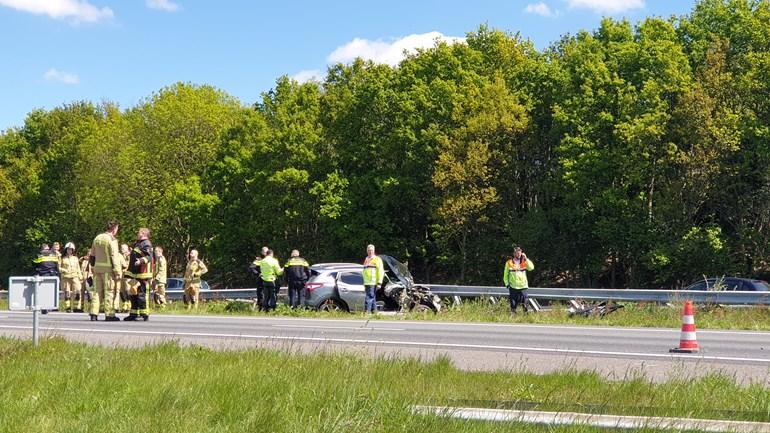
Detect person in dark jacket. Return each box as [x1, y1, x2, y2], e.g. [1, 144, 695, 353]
[34, 244, 60, 277]
[248, 246, 269, 310]
[284, 249, 310, 309]
[123, 228, 153, 321]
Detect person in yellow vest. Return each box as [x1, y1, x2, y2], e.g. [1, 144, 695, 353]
[59, 242, 83, 313]
[363, 244, 384, 314]
[78, 248, 93, 313]
[123, 228, 153, 321]
[90, 221, 122, 321]
[183, 249, 208, 309]
[503, 246, 534, 313]
[248, 246, 269, 310]
[152, 246, 168, 309]
[260, 249, 282, 312]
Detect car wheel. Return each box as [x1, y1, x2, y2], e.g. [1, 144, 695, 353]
[412, 303, 434, 314]
[318, 298, 345, 312]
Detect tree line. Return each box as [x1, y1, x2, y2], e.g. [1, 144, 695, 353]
[1, 0, 768, 289]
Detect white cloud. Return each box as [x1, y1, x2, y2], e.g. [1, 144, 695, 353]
[564, 0, 644, 14]
[291, 69, 324, 84]
[327, 31, 465, 66]
[44, 68, 79, 84]
[0, 0, 113, 23]
[146, 0, 180, 12]
[524, 2, 557, 17]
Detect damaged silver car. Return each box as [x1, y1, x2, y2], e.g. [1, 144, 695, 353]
[304, 255, 442, 313]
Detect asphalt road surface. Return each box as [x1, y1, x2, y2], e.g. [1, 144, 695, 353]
[1, 311, 769, 384]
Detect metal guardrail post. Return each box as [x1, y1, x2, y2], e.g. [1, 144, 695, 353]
[30, 275, 40, 347]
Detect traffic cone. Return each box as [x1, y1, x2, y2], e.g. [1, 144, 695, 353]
[670, 300, 699, 353]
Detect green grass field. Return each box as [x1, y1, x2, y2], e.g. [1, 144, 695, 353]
[0, 337, 768, 433]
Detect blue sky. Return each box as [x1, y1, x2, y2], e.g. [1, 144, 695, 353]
[0, 0, 697, 131]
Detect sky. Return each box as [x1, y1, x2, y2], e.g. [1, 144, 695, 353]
[0, 0, 698, 131]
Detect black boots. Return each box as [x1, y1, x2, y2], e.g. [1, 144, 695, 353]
[141, 315, 149, 321]
[104, 316, 120, 322]
[89, 314, 98, 321]
[123, 315, 138, 321]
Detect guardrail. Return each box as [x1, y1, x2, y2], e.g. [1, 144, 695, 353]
[3, 286, 769, 306]
[424, 285, 770, 306]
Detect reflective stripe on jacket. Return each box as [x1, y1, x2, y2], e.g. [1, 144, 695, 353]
[363, 255, 384, 286]
[91, 232, 121, 274]
[184, 259, 208, 284]
[59, 255, 83, 279]
[260, 256, 283, 282]
[125, 239, 153, 280]
[503, 258, 534, 289]
[284, 257, 310, 283]
[33, 250, 60, 276]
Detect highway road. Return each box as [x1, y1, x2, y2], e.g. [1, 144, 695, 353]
[1, 311, 769, 384]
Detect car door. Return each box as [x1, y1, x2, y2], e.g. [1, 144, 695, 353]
[337, 271, 365, 311]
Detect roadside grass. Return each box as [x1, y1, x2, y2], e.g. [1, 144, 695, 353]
[0, 337, 768, 433]
[151, 298, 770, 331]
[3, 296, 770, 330]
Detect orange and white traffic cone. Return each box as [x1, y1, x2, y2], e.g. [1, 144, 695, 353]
[670, 300, 699, 353]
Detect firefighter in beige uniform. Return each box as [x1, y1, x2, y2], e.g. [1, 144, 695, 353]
[152, 246, 168, 308]
[59, 242, 83, 312]
[184, 249, 208, 309]
[90, 222, 122, 321]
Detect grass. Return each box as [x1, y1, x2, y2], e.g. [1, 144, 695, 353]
[0, 337, 768, 433]
[145, 298, 770, 331]
[2, 296, 770, 330]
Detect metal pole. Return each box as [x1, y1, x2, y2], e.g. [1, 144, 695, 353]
[32, 275, 40, 347]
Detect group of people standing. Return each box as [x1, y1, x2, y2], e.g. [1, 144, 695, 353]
[33, 221, 208, 321]
[249, 247, 310, 311]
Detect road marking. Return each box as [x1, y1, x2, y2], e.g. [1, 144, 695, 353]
[412, 406, 770, 433]
[1, 324, 769, 364]
[2, 311, 769, 336]
[272, 324, 405, 331]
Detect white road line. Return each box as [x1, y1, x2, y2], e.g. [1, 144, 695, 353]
[412, 406, 770, 433]
[272, 324, 406, 331]
[3, 311, 769, 336]
[1, 324, 769, 364]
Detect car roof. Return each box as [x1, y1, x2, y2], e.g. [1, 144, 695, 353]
[311, 263, 362, 270]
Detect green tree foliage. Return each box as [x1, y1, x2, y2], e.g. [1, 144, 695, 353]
[2, 0, 769, 289]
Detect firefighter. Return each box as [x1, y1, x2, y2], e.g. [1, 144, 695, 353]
[33, 243, 60, 277]
[248, 246, 269, 310]
[362, 244, 384, 314]
[259, 249, 282, 312]
[284, 250, 310, 309]
[90, 222, 122, 321]
[503, 246, 534, 313]
[117, 243, 131, 313]
[59, 242, 83, 312]
[152, 246, 167, 309]
[183, 249, 208, 309]
[78, 248, 93, 313]
[124, 228, 153, 321]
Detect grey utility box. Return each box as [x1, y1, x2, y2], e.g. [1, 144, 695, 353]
[7, 276, 60, 311]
